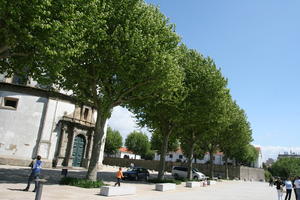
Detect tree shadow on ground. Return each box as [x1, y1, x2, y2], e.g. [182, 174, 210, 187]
[0, 167, 168, 186]
[0, 168, 99, 185]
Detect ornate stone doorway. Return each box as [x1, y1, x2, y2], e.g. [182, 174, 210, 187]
[72, 134, 86, 167]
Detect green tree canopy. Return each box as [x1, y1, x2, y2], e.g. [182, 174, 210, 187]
[0, 0, 88, 81]
[104, 127, 123, 155]
[1, 0, 183, 181]
[269, 158, 300, 179]
[235, 144, 259, 166]
[176, 45, 231, 179]
[128, 88, 185, 180]
[150, 130, 179, 154]
[218, 101, 253, 178]
[125, 131, 150, 158]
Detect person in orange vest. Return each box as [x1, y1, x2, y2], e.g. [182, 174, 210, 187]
[114, 167, 124, 187]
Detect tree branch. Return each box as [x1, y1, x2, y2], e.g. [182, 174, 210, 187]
[112, 79, 155, 106]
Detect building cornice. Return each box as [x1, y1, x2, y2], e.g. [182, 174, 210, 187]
[0, 82, 93, 107]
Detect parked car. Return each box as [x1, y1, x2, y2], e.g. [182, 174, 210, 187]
[171, 166, 206, 180]
[123, 167, 150, 181]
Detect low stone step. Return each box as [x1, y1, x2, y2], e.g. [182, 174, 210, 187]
[186, 181, 200, 188]
[100, 186, 136, 196]
[155, 183, 176, 191]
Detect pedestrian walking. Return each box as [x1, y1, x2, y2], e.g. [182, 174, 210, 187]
[294, 176, 300, 200]
[284, 178, 293, 200]
[274, 177, 284, 200]
[130, 163, 135, 169]
[114, 167, 124, 187]
[269, 177, 274, 187]
[23, 155, 42, 192]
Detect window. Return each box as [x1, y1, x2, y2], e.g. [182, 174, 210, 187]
[2, 97, 19, 110]
[83, 108, 89, 120]
[169, 154, 173, 158]
[179, 155, 183, 159]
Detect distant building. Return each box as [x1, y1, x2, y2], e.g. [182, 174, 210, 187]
[106, 147, 141, 160]
[251, 147, 263, 168]
[278, 151, 300, 160]
[154, 146, 263, 168]
[265, 158, 275, 167]
[154, 148, 233, 165]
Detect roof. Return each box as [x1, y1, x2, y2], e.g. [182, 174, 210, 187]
[214, 152, 224, 156]
[255, 147, 261, 152]
[175, 148, 182, 154]
[119, 147, 134, 154]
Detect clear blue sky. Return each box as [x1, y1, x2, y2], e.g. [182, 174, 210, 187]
[144, 0, 300, 147]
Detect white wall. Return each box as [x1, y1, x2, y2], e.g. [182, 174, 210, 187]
[154, 152, 227, 165]
[0, 91, 45, 159]
[154, 152, 186, 162]
[0, 85, 107, 166]
[37, 99, 75, 160]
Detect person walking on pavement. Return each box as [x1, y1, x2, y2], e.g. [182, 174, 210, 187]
[274, 177, 284, 200]
[114, 167, 124, 187]
[294, 176, 300, 200]
[23, 155, 42, 192]
[284, 177, 293, 200]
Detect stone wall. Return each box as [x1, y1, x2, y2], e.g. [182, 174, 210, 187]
[0, 155, 52, 168]
[239, 166, 265, 181]
[103, 157, 264, 181]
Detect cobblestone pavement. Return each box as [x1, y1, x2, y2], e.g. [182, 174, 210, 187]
[0, 165, 289, 200]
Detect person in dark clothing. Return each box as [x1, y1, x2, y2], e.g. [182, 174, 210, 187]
[293, 178, 298, 200]
[294, 176, 300, 200]
[23, 155, 42, 192]
[274, 178, 284, 200]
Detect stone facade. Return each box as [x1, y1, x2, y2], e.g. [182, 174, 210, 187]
[0, 78, 106, 168]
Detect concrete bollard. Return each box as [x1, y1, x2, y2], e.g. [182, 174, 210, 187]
[61, 168, 68, 177]
[35, 179, 47, 200]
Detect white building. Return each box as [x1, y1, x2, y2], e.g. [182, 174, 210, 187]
[278, 151, 300, 160]
[154, 149, 232, 165]
[106, 147, 141, 160]
[0, 75, 106, 168]
[252, 147, 263, 168]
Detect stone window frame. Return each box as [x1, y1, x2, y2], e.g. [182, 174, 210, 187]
[0, 97, 19, 110]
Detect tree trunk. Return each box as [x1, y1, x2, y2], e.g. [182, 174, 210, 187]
[187, 142, 195, 180]
[157, 130, 171, 181]
[209, 151, 214, 178]
[86, 110, 108, 181]
[225, 156, 229, 180]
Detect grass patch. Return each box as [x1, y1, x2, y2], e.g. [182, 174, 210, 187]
[148, 178, 182, 185]
[60, 177, 107, 188]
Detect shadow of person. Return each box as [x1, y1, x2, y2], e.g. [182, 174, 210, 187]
[7, 188, 25, 192]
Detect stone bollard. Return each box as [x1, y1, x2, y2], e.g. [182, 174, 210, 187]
[61, 168, 68, 177]
[35, 179, 47, 200]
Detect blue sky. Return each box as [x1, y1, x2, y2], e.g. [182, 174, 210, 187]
[109, 0, 300, 160]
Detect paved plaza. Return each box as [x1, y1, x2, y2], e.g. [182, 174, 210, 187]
[0, 165, 291, 200]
